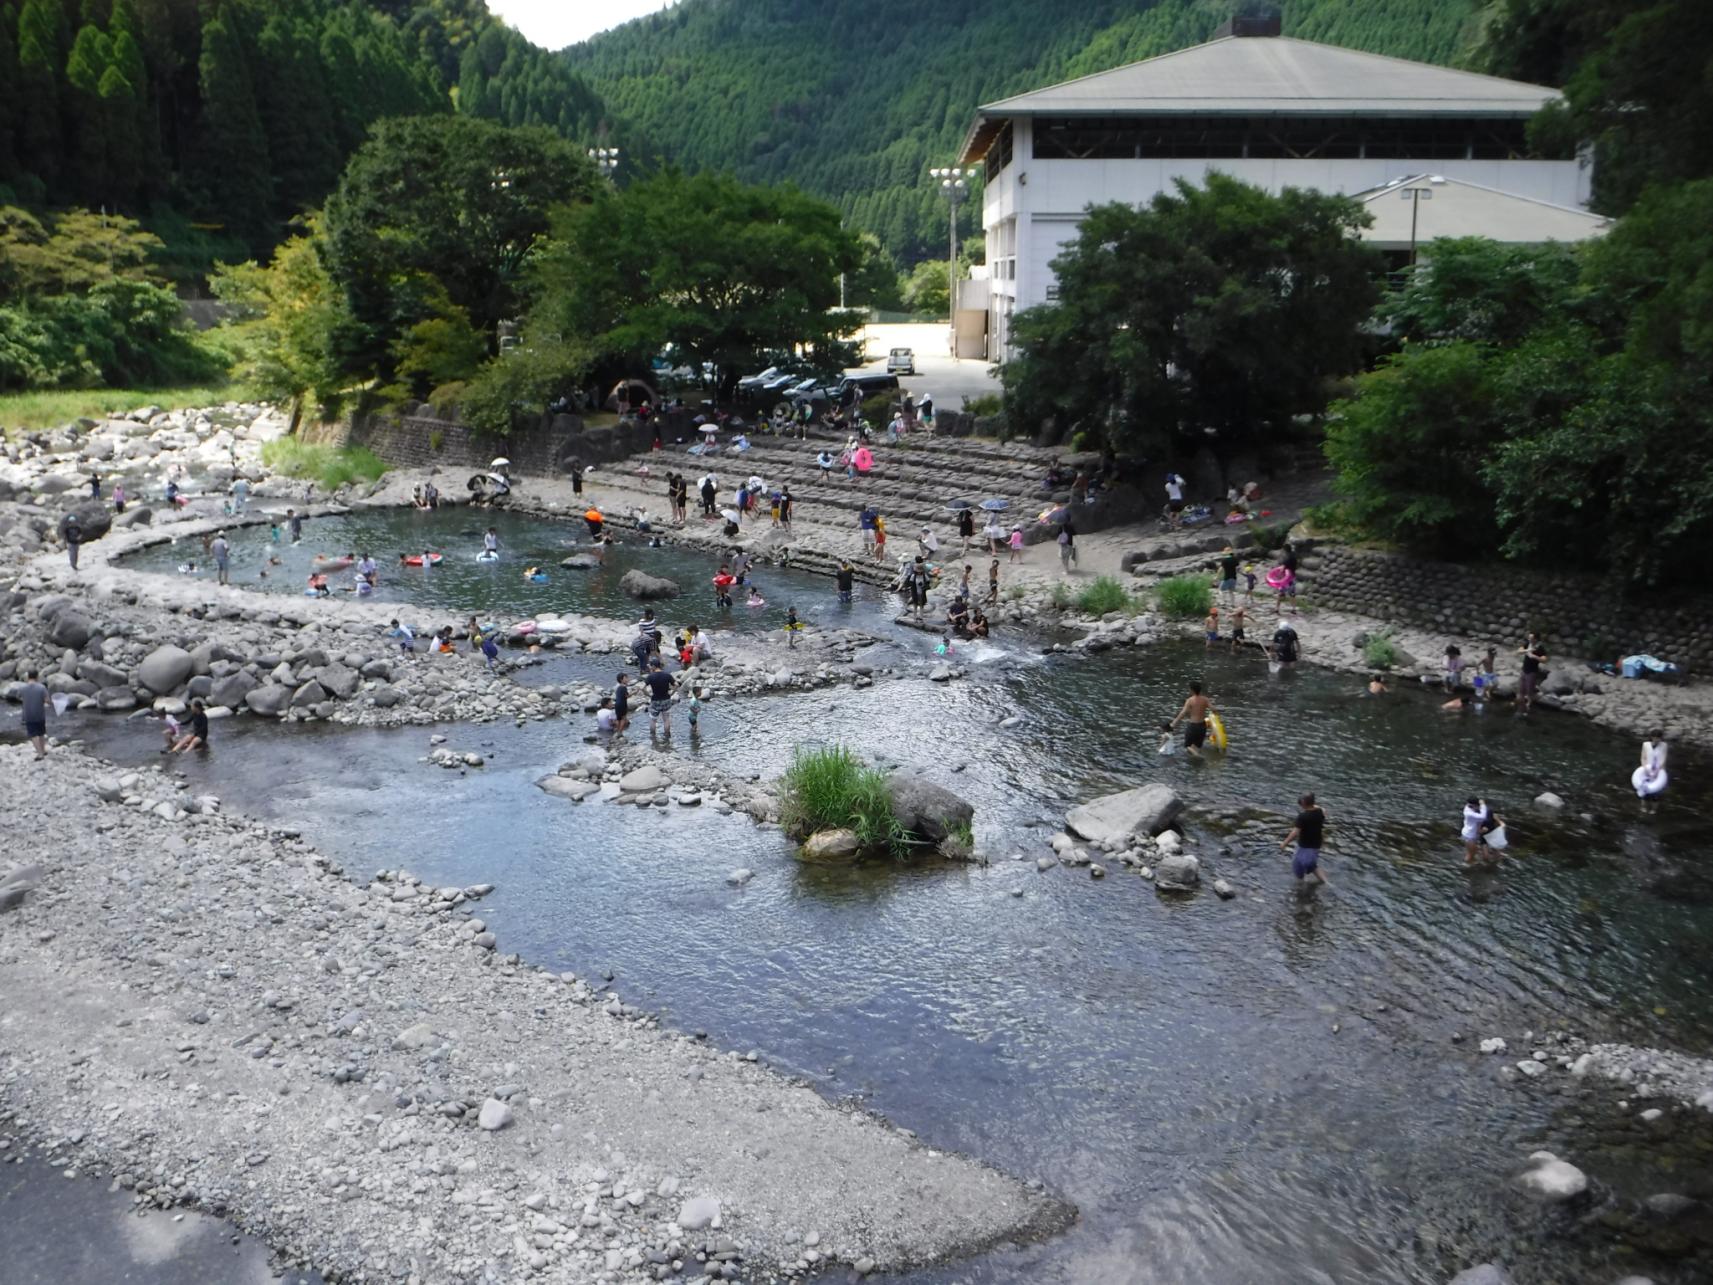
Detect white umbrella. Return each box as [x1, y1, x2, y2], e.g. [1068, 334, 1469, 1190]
[720, 508, 741, 523]
[490, 458, 511, 469]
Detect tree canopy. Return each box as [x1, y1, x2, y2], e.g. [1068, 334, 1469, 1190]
[1002, 173, 1380, 455]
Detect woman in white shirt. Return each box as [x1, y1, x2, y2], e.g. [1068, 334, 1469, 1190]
[1632, 731, 1669, 799]
[1461, 796, 1498, 865]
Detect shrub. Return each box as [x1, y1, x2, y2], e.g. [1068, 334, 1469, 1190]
[963, 391, 1002, 418]
[1155, 574, 1212, 618]
[1247, 521, 1288, 552]
[261, 439, 386, 491]
[428, 429, 445, 452]
[859, 392, 894, 428]
[1362, 630, 1400, 670]
[1076, 575, 1134, 615]
[778, 745, 909, 858]
[1049, 582, 1073, 610]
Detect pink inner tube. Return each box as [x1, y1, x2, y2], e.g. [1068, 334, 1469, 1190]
[515, 621, 537, 635]
[1266, 566, 1292, 589]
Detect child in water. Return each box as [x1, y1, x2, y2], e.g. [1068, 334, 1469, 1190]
[746, 585, 766, 607]
[1157, 721, 1178, 756]
[687, 685, 703, 732]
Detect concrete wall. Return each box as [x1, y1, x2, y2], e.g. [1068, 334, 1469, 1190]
[1307, 542, 1711, 670]
[318, 407, 669, 478]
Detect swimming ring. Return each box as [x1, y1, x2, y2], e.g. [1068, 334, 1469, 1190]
[527, 573, 548, 583]
[401, 553, 443, 566]
[1265, 566, 1292, 590]
[1632, 765, 1668, 798]
[476, 550, 500, 563]
[312, 555, 354, 572]
[1207, 710, 1228, 751]
[535, 618, 571, 634]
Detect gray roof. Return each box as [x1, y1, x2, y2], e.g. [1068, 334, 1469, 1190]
[979, 35, 1559, 119]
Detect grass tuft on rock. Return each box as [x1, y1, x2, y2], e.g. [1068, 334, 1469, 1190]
[261, 439, 386, 492]
[1076, 575, 1134, 616]
[1155, 574, 1212, 619]
[779, 745, 910, 858]
[1363, 629, 1400, 670]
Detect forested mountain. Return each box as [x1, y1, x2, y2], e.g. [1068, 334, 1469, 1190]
[566, 0, 1486, 264]
[0, 0, 626, 268]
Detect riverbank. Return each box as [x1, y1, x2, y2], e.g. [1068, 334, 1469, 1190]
[0, 743, 1070, 1282]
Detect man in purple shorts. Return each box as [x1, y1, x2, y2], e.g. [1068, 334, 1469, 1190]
[1279, 792, 1328, 886]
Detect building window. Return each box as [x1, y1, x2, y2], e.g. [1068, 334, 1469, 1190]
[1030, 114, 1533, 161]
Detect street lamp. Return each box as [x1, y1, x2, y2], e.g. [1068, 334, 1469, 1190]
[588, 147, 620, 180]
[1399, 175, 1444, 266]
[929, 165, 970, 358]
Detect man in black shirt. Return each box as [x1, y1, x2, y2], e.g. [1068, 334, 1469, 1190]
[642, 660, 677, 737]
[1272, 621, 1300, 667]
[1218, 547, 1239, 605]
[835, 560, 855, 604]
[171, 699, 211, 753]
[1280, 792, 1328, 885]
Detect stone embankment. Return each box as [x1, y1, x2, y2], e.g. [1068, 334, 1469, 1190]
[0, 744, 1071, 1282]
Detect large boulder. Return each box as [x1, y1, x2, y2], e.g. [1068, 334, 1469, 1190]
[314, 662, 360, 700]
[538, 776, 599, 802]
[137, 644, 194, 695]
[884, 770, 974, 847]
[798, 829, 861, 863]
[619, 569, 681, 600]
[560, 553, 602, 570]
[60, 501, 112, 542]
[1065, 784, 1182, 845]
[76, 659, 128, 690]
[291, 679, 328, 709]
[618, 764, 669, 793]
[96, 685, 138, 711]
[48, 609, 93, 650]
[211, 670, 260, 710]
[244, 685, 292, 717]
[1154, 852, 1201, 891]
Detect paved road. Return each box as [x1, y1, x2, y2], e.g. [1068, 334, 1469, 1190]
[854, 321, 1000, 412]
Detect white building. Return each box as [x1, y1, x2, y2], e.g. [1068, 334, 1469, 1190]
[957, 18, 1594, 356]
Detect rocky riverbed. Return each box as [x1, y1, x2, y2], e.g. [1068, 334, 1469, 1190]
[0, 744, 1070, 1282]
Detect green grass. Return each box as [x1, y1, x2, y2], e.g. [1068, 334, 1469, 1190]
[0, 381, 258, 433]
[962, 391, 1002, 417]
[1076, 575, 1135, 616]
[1247, 520, 1289, 553]
[1049, 582, 1074, 611]
[1155, 574, 1213, 619]
[779, 744, 910, 859]
[261, 439, 387, 492]
[1362, 629, 1400, 670]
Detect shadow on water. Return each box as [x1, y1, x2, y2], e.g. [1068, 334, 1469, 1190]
[0, 1148, 322, 1285]
[32, 638, 1713, 1285]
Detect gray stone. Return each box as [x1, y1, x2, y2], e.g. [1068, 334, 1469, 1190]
[244, 685, 292, 717]
[1518, 1151, 1587, 1201]
[476, 1098, 513, 1131]
[96, 685, 138, 711]
[618, 765, 668, 793]
[314, 663, 360, 699]
[1533, 792, 1565, 810]
[676, 1196, 720, 1231]
[799, 829, 861, 863]
[48, 609, 92, 650]
[1643, 1193, 1696, 1220]
[76, 659, 127, 690]
[618, 569, 681, 600]
[560, 553, 601, 570]
[1448, 1267, 1512, 1285]
[290, 679, 327, 709]
[359, 659, 392, 681]
[393, 1022, 434, 1051]
[726, 868, 754, 886]
[538, 776, 599, 802]
[1066, 784, 1182, 845]
[137, 645, 194, 695]
[928, 664, 952, 682]
[211, 670, 259, 709]
[884, 770, 974, 846]
[1153, 853, 1201, 892]
[370, 686, 402, 708]
[1212, 878, 1236, 899]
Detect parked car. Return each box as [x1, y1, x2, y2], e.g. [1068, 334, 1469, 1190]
[838, 372, 902, 403]
[737, 366, 782, 393]
[886, 347, 916, 375]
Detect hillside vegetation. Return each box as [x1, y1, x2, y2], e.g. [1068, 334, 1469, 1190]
[566, 0, 1483, 262]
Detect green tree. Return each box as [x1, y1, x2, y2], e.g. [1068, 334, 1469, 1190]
[1383, 237, 1583, 347]
[900, 259, 951, 318]
[15, 0, 64, 188]
[1004, 174, 1380, 454]
[525, 170, 862, 399]
[191, 4, 273, 246]
[321, 115, 598, 383]
[253, 14, 342, 218]
[844, 233, 904, 311]
[0, 205, 164, 302]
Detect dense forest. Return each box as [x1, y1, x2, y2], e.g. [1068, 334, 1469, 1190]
[0, 0, 626, 271]
[565, 0, 1485, 263]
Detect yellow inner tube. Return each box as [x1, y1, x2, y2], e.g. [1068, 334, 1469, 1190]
[1207, 710, 1229, 751]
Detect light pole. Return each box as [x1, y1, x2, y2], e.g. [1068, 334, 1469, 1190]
[930, 165, 970, 359]
[588, 147, 620, 181]
[1399, 175, 1443, 266]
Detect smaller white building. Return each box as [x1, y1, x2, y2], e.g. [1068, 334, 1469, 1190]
[1352, 174, 1609, 261]
[958, 20, 1594, 356]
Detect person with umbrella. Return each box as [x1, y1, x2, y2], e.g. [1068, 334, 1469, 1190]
[981, 500, 1007, 553]
[956, 505, 975, 553]
[699, 473, 717, 518]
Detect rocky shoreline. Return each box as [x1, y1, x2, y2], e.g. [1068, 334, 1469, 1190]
[0, 744, 1072, 1283]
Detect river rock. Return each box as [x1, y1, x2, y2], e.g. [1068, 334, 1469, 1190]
[96, 685, 138, 711]
[137, 644, 194, 695]
[1065, 784, 1182, 845]
[1154, 852, 1200, 891]
[677, 1196, 720, 1231]
[314, 663, 360, 699]
[244, 685, 292, 717]
[47, 609, 92, 650]
[560, 553, 601, 570]
[1533, 792, 1565, 809]
[619, 570, 681, 600]
[618, 765, 668, 793]
[76, 659, 127, 689]
[1448, 1267, 1512, 1285]
[211, 671, 259, 709]
[726, 868, 754, 886]
[538, 776, 598, 802]
[476, 1098, 513, 1131]
[799, 829, 860, 863]
[885, 770, 973, 846]
[291, 679, 327, 709]
[1518, 1151, 1587, 1201]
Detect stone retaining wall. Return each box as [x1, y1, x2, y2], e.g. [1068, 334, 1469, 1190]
[315, 408, 664, 478]
[1307, 542, 1712, 669]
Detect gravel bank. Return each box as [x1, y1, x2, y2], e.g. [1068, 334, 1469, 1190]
[0, 744, 1071, 1282]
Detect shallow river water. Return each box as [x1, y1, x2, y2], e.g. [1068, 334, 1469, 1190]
[57, 617, 1713, 1285]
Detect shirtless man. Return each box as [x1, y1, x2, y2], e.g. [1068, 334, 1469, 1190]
[1168, 681, 1215, 758]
